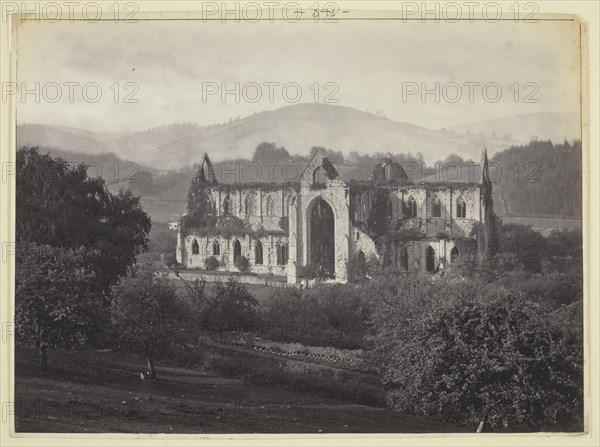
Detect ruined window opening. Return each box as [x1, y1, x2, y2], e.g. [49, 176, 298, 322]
[223, 195, 232, 214]
[432, 196, 441, 218]
[255, 240, 263, 265]
[277, 243, 288, 265]
[266, 195, 276, 216]
[408, 196, 418, 218]
[457, 198, 467, 218]
[386, 197, 393, 218]
[191, 239, 199, 255]
[451, 246, 459, 262]
[244, 195, 255, 215]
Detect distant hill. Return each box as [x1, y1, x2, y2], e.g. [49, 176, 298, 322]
[444, 112, 581, 144]
[17, 104, 581, 171]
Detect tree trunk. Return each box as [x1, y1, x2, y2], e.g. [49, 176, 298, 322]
[39, 343, 48, 371]
[147, 356, 156, 379]
[477, 420, 485, 433]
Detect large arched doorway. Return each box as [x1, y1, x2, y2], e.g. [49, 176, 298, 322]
[426, 246, 435, 272]
[309, 198, 335, 277]
[233, 240, 242, 263]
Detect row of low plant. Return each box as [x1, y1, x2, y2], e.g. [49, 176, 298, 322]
[223, 333, 367, 370]
[173, 342, 384, 407]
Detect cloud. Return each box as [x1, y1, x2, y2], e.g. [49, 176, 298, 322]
[16, 18, 581, 132]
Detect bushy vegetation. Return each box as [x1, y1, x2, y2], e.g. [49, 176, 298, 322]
[184, 278, 260, 332]
[234, 255, 250, 273]
[369, 274, 583, 431]
[204, 256, 220, 271]
[261, 285, 371, 349]
[297, 262, 335, 281]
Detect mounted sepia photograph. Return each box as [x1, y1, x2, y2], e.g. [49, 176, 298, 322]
[0, 1, 596, 444]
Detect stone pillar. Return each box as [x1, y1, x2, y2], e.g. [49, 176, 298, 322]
[287, 197, 298, 285]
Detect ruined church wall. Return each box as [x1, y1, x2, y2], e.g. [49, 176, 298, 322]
[182, 233, 288, 276]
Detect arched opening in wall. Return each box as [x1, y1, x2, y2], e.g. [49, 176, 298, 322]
[407, 196, 418, 218]
[426, 246, 435, 273]
[400, 246, 409, 271]
[385, 196, 393, 218]
[213, 240, 220, 256]
[451, 246, 459, 263]
[223, 195, 232, 214]
[233, 240, 241, 263]
[313, 166, 325, 184]
[207, 196, 215, 215]
[277, 243, 288, 265]
[255, 240, 263, 265]
[357, 250, 366, 264]
[244, 194, 255, 215]
[456, 197, 467, 218]
[192, 239, 199, 255]
[432, 196, 441, 217]
[266, 195, 276, 216]
[309, 197, 335, 277]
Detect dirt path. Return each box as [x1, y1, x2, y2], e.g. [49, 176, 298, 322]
[14, 348, 461, 434]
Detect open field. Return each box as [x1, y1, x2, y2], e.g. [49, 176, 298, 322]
[500, 216, 581, 232]
[14, 349, 460, 434]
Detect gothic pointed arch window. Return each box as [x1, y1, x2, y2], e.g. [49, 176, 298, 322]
[357, 250, 366, 264]
[255, 240, 263, 265]
[244, 194, 255, 215]
[385, 196, 393, 218]
[456, 197, 467, 218]
[313, 166, 325, 184]
[451, 246, 459, 262]
[212, 240, 220, 256]
[407, 196, 418, 218]
[277, 243, 288, 265]
[206, 196, 215, 215]
[426, 245, 435, 272]
[223, 195, 232, 214]
[191, 239, 199, 255]
[400, 246, 409, 271]
[266, 195, 276, 216]
[432, 196, 441, 218]
[233, 239, 242, 263]
[384, 163, 391, 181]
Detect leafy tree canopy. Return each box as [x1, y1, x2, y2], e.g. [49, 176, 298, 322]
[16, 147, 151, 294]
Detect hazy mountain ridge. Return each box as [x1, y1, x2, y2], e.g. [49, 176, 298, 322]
[17, 104, 580, 171]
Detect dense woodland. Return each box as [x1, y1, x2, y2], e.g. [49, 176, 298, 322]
[491, 140, 582, 217]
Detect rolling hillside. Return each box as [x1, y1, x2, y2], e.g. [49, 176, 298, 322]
[17, 104, 580, 171]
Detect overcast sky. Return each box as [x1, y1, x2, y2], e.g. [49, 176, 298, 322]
[16, 17, 581, 132]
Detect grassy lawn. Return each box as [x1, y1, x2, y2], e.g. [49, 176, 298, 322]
[14, 348, 460, 434]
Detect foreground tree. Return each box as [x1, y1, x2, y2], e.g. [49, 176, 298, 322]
[16, 147, 151, 294]
[111, 270, 184, 379]
[16, 242, 104, 370]
[185, 278, 260, 332]
[370, 275, 583, 431]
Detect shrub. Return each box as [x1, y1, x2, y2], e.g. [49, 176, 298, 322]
[204, 256, 220, 271]
[346, 253, 380, 283]
[261, 284, 371, 349]
[297, 262, 334, 280]
[185, 278, 260, 332]
[234, 255, 250, 273]
[371, 275, 583, 431]
[164, 251, 177, 268]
